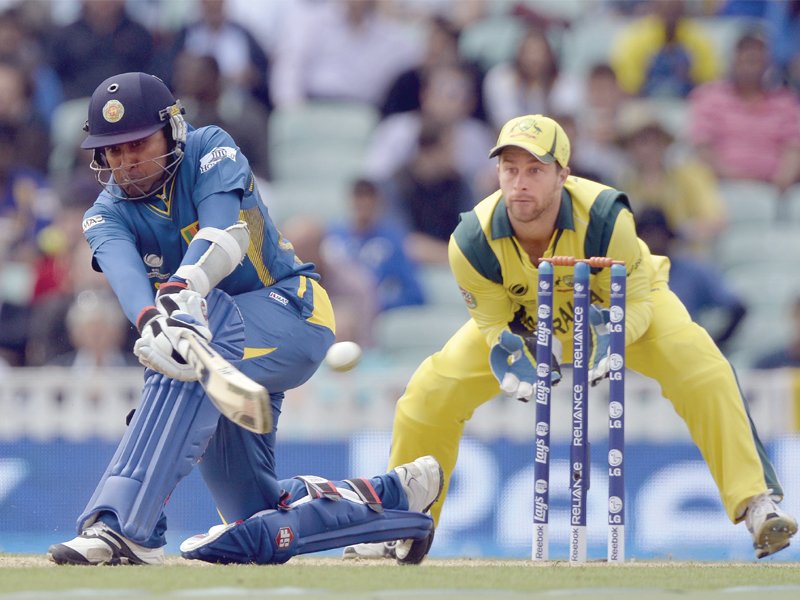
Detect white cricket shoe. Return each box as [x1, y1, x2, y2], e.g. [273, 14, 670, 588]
[394, 455, 443, 514]
[745, 492, 798, 559]
[343, 455, 442, 565]
[47, 522, 165, 566]
[342, 540, 397, 560]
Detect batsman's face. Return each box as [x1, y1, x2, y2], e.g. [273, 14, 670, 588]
[497, 147, 568, 225]
[103, 130, 170, 197]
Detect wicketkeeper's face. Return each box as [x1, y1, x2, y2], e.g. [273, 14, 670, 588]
[498, 147, 569, 225]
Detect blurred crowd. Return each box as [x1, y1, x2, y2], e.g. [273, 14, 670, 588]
[2, 0, 800, 371]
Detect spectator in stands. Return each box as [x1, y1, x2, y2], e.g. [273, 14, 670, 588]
[162, 0, 271, 111]
[580, 63, 629, 153]
[384, 123, 475, 265]
[46, 289, 137, 369]
[554, 111, 626, 187]
[635, 207, 746, 352]
[280, 216, 378, 348]
[47, 0, 154, 101]
[610, 0, 719, 98]
[754, 295, 800, 369]
[618, 102, 726, 256]
[270, 0, 420, 109]
[172, 52, 270, 179]
[482, 25, 580, 130]
[0, 60, 51, 172]
[380, 15, 485, 121]
[0, 122, 58, 264]
[25, 177, 115, 367]
[326, 178, 425, 312]
[764, 0, 800, 92]
[0, 8, 63, 129]
[688, 30, 800, 192]
[365, 63, 494, 196]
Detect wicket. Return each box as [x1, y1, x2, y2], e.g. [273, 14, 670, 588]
[532, 256, 627, 564]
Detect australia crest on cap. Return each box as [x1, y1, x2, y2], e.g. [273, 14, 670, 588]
[510, 116, 543, 140]
[102, 99, 125, 123]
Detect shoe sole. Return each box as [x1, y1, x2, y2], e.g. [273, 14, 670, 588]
[47, 546, 96, 566]
[754, 515, 798, 559]
[396, 529, 435, 566]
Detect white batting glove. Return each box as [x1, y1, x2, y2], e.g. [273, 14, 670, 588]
[133, 302, 211, 381]
[155, 284, 210, 330]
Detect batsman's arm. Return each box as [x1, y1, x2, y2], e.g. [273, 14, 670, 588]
[171, 220, 250, 297]
[92, 242, 159, 326]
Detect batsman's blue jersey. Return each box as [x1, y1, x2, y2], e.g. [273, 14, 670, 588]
[81, 125, 315, 325]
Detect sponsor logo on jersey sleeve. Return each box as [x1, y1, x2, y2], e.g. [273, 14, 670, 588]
[82, 215, 105, 232]
[269, 291, 289, 306]
[199, 146, 238, 173]
[459, 287, 477, 309]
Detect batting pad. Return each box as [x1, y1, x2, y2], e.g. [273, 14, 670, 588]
[77, 289, 247, 543]
[77, 374, 221, 542]
[180, 499, 433, 564]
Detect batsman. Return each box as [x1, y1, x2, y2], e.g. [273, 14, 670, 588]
[48, 72, 444, 566]
[346, 114, 798, 561]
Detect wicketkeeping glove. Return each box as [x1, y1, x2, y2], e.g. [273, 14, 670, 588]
[588, 305, 611, 386]
[489, 330, 562, 402]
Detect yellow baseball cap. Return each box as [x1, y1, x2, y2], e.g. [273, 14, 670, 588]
[489, 114, 570, 168]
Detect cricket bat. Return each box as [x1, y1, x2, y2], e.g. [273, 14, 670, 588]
[182, 334, 272, 434]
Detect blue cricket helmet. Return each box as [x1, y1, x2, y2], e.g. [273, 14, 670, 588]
[81, 72, 184, 150]
[81, 72, 188, 200]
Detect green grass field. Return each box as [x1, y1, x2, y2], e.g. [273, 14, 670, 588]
[2, 556, 800, 599]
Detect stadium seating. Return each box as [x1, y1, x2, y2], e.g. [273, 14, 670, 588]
[717, 180, 782, 227]
[723, 260, 800, 311]
[458, 15, 527, 71]
[418, 264, 464, 307]
[725, 305, 794, 369]
[374, 304, 469, 365]
[714, 222, 800, 270]
[262, 178, 350, 228]
[48, 97, 91, 182]
[267, 101, 379, 184]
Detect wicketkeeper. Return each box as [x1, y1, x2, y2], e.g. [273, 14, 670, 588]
[346, 114, 798, 562]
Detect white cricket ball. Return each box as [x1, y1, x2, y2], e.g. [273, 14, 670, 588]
[324, 341, 363, 372]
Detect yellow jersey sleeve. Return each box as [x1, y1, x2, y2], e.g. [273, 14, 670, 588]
[602, 207, 656, 345]
[448, 235, 515, 348]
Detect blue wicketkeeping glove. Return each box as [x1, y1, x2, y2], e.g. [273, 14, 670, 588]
[588, 305, 611, 386]
[490, 331, 561, 402]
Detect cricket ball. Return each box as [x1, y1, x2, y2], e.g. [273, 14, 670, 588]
[324, 341, 363, 372]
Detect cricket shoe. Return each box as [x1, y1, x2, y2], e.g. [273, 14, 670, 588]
[48, 522, 165, 565]
[745, 492, 798, 559]
[344, 455, 442, 565]
[342, 540, 397, 560]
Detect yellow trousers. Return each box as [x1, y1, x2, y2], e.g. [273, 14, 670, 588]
[388, 284, 778, 524]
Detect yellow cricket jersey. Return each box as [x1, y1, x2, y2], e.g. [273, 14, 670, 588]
[448, 176, 670, 358]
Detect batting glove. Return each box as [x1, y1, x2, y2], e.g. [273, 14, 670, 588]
[489, 331, 561, 402]
[155, 282, 211, 333]
[588, 305, 611, 386]
[133, 297, 211, 381]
